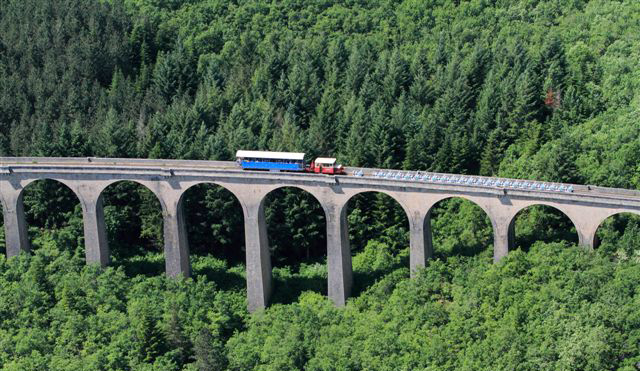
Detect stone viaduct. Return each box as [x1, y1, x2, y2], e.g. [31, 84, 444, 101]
[2, 157, 640, 312]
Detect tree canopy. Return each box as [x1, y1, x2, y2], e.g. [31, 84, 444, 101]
[1, 0, 639, 369]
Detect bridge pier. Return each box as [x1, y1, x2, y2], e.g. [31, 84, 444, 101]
[163, 193, 191, 278]
[578, 229, 597, 249]
[243, 199, 272, 312]
[574, 217, 603, 250]
[80, 193, 109, 266]
[408, 209, 432, 276]
[0, 185, 30, 257]
[325, 201, 352, 307]
[492, 218, 515, 262]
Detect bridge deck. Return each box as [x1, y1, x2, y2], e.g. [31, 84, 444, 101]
[1, 156, 639, 200]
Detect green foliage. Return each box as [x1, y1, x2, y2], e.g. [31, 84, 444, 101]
[224, 244, 640, 371]
[264, 188, 326, 268]
[596, 213, 640, 262]
[2, 0, 640, 369]
[430, 198, 493, 257]
[102, 181, 164, 262]
[3, 0, 639, 271]
[0, 240, 247, 370]
[512, 205, 579, 250]
[183, 184, 245, 263]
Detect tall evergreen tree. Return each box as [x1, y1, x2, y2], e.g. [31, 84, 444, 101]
[340, 97, 368, 167]
[306, 86, 339, 158]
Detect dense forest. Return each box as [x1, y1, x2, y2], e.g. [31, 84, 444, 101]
[0, 0, 639, 369]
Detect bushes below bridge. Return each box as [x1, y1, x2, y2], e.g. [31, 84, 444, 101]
[0, 234, 638, 370]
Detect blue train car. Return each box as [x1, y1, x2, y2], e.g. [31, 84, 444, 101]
[235, 150, 306, 171]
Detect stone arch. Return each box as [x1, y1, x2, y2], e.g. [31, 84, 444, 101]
[425, 194, 495, 223]
[593, 210, 640, 253]
[344, 189, 413, 218]
[97, 179, 169, 214]
[260, 185, 329, 304]
[19, 177, 83, 200]
[507, 203, 580, 251]
[98, 179, 166, 275]
[343, 189, 410, 295]
[19, 177, 83, 250]
[343, 189, 411, 248]
[426, 195, 494, 258]
[176, 181, 246, 288]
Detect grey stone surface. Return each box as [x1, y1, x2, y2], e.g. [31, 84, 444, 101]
[2, 157, 640, 312]
[80, 193, 109, 266]
[323, 198, 352, 307]
[0, 181, 30, 257]
[242, 197, 272, 313]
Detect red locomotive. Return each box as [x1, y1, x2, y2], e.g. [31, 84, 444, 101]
[307, 157, 346, 175]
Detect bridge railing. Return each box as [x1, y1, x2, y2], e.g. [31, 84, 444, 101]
[346, 166, 587, 194]
[0, 156, 235, 168]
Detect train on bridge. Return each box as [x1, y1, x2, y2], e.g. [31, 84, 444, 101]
[235, 150, 346, 175]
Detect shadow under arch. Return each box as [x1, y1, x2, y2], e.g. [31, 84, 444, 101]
[345, 190, 410, 296]
[594, 211, 640, 258]
[99, 180, 165, 276]
[427, 196, 493, 259]
[20, 178, 84, 255]
[178, 181, 246, 291]
[508, 203, 579, 252]
[262, 185, 328, 305]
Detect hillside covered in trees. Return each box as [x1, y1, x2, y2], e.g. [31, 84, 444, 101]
[0, 0, 639, 369]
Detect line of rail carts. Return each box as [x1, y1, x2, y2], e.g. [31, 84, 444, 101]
[235, 150, 346, 175]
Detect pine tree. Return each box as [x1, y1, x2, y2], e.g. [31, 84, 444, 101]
[286, 46, 321, 126]
[306, 86, 339, 157]
[507, 67, 541, 141]
[258, 106, 278, 150]
[0, 130, 8, 156]
[366, 102, 395, 169]
[95, 108, 137, 158]
[56, 120, 91, 157]
[383, 49, 410, 104]
[163, 303, 190, 365]
[55, 121, 72, 157]
[340, 97, 368, 166]
[193, 328, 226, 371]
[345, 41, 373, 96]
[129, 299, 164, 363]
[220, 100, 258, 155]
[33, 121, 56, 157]
[325, 37, 347, 87]
[153, 45, 196, 103]
[404, 104, 438, 170]
[479, 129, 502, 176]
[389, 94, 414, 168]
[269, 108, 302, 152]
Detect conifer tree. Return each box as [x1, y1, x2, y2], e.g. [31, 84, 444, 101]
[96, 108, 137, 158]
[306, 86, 339, 157]
[383, 49, 410, 104]
[366, 101, 395, 169]
[269, 108, 303, 152]
[33, 122, 56, 157]
[194, 328, 226, 371]
[163, 302, 190, 365]
[340, 97, 368, 166]
[131, 300, 165, 364]
[345, 42, 373, 96]
[286, 46, 321, 126]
